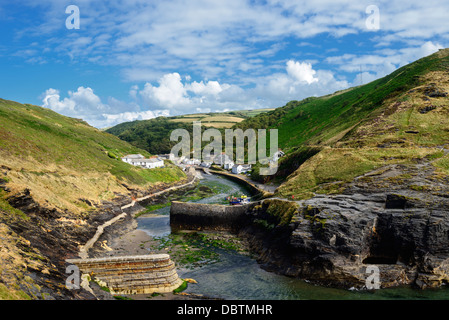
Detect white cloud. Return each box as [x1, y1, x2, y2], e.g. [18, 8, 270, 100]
[133, 59, 351, 115]
[139, 73, 190, 109]
[186, 80, 224, 96]
[41, 86, 168, 128]
[252, 60, 350, 104]
[26, 1, 448, 129]
[102, 110, 170, 127]
[138, 73, 248, 113]
[327, 41, 445, 85]
[42, 88, 75, 112]
[68, 87, 106, 113]
[286, 60, 319, 84]
[11, 0, 449, 84]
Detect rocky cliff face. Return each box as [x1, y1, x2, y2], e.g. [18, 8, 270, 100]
[241, 159, 449, 289]
[0, 168, 197, 299]
[0, 186, 131, 299]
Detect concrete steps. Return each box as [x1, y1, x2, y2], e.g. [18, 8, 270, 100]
[66, 254, 183, 294]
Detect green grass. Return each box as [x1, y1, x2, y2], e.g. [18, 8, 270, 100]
[0, 283, 31, 300]
[230, 49, 449, 196]
[0, 190, 28, 220]
[433, 153, 449, 175]
[0, 99, 188, 187]
[277, 147, 443, 198]
[236, 50, 449, 153]
[173, 280, 188, 293]
[0, 99, 186, 214]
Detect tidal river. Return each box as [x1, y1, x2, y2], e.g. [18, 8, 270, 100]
[136, 173, 449, 300]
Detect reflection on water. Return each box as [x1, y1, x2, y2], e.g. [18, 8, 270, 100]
[179, 249, 449, 300]
[137, 214, 171, 238]
[137, 173, 449, 300]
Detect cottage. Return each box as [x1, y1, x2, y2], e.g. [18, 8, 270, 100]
[122, 154, 164, 169]
[231, 164, 252, 174]
[223, 161, 235, 170]
[182, 158, 201, 165]
[121, 154, 145, 164]
[271, 150, 285, 162]
[140, 158, 164, 169]
[201, 162, 212, 168]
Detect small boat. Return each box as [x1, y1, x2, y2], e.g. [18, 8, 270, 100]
[228, 194, 250, 205]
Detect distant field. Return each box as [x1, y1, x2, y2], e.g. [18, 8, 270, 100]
[169, 118, 201, 123]
[202, 122, 238, 128]
[167, 108, 272, 128]
[183, 114, 208, 118]
[201, 116, 244, 123]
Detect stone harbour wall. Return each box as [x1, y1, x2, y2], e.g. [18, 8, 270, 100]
[66, 254, 183, 295]
[170, 200, 260, 231]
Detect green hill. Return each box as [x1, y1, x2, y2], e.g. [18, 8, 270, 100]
[0, 99, 186, 214]
[233, 49, 449, 197]
[106, 109, 273, 155]
[0, 99, 186, 299]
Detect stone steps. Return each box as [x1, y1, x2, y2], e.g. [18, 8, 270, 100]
[66, 254, 183, 294]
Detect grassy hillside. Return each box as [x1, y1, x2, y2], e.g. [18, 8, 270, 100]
[106, 109, 273, 154]
[0, 99, 188, 299]
[233, 49, 449, 197]
[0, 99, 186, 214]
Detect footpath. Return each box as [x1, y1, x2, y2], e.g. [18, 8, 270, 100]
[79, 169, 198, 259]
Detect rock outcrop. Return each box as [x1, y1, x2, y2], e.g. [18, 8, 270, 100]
[240, 161, 449, 289]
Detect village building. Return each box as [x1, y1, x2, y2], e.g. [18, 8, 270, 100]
[200, 162, 212, 168]
[138, 158, 165, 169]
[182, 158, 201, 166]
[231, 164, 252, 174]
[271, 150, 285, 162]
[121, 154, 164, 169]
[121, 154, 145, 164]
[223, 161, 235, 170]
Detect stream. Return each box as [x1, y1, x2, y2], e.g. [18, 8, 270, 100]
[136, 173, 449, 300]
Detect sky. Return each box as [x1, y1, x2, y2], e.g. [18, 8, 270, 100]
[0, 0, 447, 128]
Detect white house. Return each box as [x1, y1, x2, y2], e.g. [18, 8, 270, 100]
[139, 158, 164, 169]
[182, 158, 201, 165]
[272, 150, 285, 162]
[223, 161, 235, 170]
[122, 154, 164, 169]
[232, 164, 252, 174]
[121, 154, 145, 164]
[201, 161, 212, 168]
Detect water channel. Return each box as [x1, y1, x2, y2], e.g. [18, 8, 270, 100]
[136, 173, 449, 300]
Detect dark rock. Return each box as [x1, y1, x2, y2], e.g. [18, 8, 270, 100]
[233, 162, 449, 289]
[418, 105, 437, 114]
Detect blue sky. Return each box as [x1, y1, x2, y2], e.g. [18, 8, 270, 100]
[0, 0, 447, 128]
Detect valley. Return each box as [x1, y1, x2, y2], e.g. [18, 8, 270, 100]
[1, 49, 449, 299]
